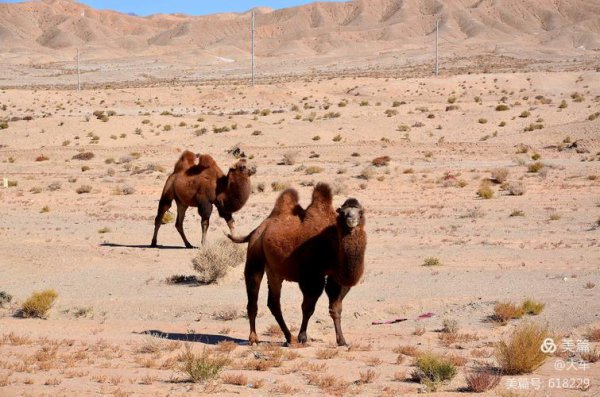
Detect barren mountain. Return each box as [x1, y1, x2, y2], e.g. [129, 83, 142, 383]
[1, 0, 599, 66]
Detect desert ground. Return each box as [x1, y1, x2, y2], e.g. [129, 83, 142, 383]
[1, 60, 599, 396]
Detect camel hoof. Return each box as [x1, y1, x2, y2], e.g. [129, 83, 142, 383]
[150, 242, 157, 248]
[337, 340, 348, 347]
[185, 244, 195, 249]
[297, 333, 308, 344]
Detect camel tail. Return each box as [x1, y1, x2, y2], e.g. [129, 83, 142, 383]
[226, 229, 254, 244]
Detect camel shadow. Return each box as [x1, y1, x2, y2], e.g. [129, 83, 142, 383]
[100, 242, 191, 250]
[139, 330, 248, 346]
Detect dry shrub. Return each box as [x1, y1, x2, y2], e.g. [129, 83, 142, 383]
[357, 369, 377, 384]
[522, 299, 544, 315]
[393, 345, 420, 357]
[492, 302, 524, 324]
[444, 353, 467, 367]
[281, 151, 299, 165]
[271, 181, 289, 191]
[372, 156, 390, 167]
[442, 318, 459, 333]
[587, 327, 600, 342]
[581, 347, 600, 363]
[192, 239, 245, 284]
[21, 289, 58, 318]
[495, 322, 549, 374]
[465, 367, 501, 393]
[177, 345, 229, 383]
[215, 341, 237, 353]
[263, 323, 283, 337]
[305, 373, 349, 395]
[491, 168, 509, 183]
[477, 182, 494, 199]
[221, 372, 247, 386]
[414, 326, 426, 336]
[508, 182, 526, 196]
[0, 291, 12, 308]
[72, 152, 95, 161]
[76, 185, 92, 194]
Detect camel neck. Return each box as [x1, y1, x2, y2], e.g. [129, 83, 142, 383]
[335, 226, 366, 287]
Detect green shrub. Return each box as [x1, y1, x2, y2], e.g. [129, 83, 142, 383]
[411, 352, 457, 391]
[422, 257, 441, 267]
[178, 345, 230, 383]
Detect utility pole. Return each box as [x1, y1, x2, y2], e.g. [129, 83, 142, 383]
[251, 11, 255, 86]
[435, 19, 439, 76]
[76, 48, 81, 91]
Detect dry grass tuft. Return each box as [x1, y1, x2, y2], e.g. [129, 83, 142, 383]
[587, 327, 600, 342]
[315, 348, 339, 360]
[491, 168, 509, 183]
[21, 289, 58, 318]
[192, 239, 245, 284]
[357, 369, 377, 384]
[221, 372, 247, 386]
[305, 373, 349, 395]
[393, 345, 420, 357]
[492, 302, 524, 325]
[521, 299, 544, 315]
[177, 345, 230, 383]
[495, 322, 549, 375]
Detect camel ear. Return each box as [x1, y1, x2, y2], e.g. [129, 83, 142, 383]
[336, 207, 342, 214]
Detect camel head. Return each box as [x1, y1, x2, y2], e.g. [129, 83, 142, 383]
[229, 159, 256, 178]
[336, 198, 364, 230]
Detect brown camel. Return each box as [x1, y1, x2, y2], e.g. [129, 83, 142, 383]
[228, 183, 367, 346]
[151, 150, 255, 248]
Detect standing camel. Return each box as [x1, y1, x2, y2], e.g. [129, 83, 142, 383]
[229, 183, 367, 346]
[151, 150, 255, 248]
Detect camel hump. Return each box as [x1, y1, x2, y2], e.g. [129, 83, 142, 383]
[270, 188, 301, 217]
[311, 183, 333, 206]
[197, 154, 217, 169]
[173, 150, 197, 173]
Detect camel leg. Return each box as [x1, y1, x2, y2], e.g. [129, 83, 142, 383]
[217, 206, 235, 236]
[325, 278, 351, 346]
[151, 197, 171, 247]
[297, 277, 325, 344]
[197, 199, 212, 246]
[175, 202, 192, 248]
[245, 257, 265, 345]
[266, 274, 292, 345]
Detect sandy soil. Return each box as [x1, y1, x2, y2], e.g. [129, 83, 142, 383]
[1, 68, 599, 396]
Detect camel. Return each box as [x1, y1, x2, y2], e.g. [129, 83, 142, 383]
[151, 150, 255, 248]
[228, 183, 367, 346]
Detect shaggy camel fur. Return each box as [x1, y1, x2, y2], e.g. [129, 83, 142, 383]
[229, 183, 367, 346]
[151, 150, 254, 247]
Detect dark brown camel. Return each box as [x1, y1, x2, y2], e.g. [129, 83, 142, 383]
[151, 150, 254, 248]
[229, 183, 367, 346]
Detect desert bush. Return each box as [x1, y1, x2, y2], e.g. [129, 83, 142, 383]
[524, 123, 544, 132]
[192, 239, 245, 284]
[0, 122, 8, 129]
[531, 152, 541, 160]
[522, 299, 544, 315]
[447, 96, 457, 104]
[478, 118, 488, 124]
[441, 318, 459, 334]
[465, 367, 501, 393]
[495, 104, 509, 111]
[411, 352, 457, 391]
[508, 182, 525, 196]
[72, 152, 94, 161]
[40, 206, 50, 213]
[358, 166, 375, 180]
[271, 181, 289, 191]
[477, 183, 494, 199]
[332, 134, 342, 142]
[281, 151, 299, 165]
[446, 105, 459, 111]
[519, 111, 530, 118]
[305, 166, 323, 175]
[527, 162, 544, 173]
[422, 257, 441, 267]
[222, 372, 248, 386]
[372, 156, 390, 167]
[510, 210, 525, 217]
[558, 99, 568, 109]
[499, 121, 506, 127]
[581, 347, 600, 363]
[0, 291, 12, 308]
[178, 345, 229, 383]
[97, 227, 111, 234]
[492, 302, 524, 324]
[397, 124, 411, 132]
[588, 327, 600, 342]
[76, 185, 92, 194]
[36, 154, 49, 162]
[21, 289, 58, 318]
[496, 322, 549, 374]
[491, 168, 509, 183]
